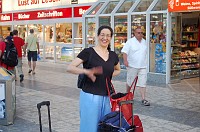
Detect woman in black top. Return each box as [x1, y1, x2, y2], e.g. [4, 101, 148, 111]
[67, 25, 121, 132]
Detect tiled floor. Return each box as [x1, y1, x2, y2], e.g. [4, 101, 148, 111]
[0, 60, 200, 132]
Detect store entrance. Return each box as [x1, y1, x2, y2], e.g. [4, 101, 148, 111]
[171, 12, 200, 88]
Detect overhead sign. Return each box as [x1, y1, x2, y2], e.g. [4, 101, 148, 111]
[74, 6, 90, 17]
[0, 13, 12, 22]
[71, 0, 78, 4]
[168, 0, 200, 12]
[0, 0, 2, 13]
[13, 8, 72, 21]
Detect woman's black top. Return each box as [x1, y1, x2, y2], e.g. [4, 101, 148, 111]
[77, 47, 119, 96]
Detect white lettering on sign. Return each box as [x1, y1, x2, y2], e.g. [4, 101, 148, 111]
[37, 11, 63, 18]
[18, 14, 30, 19]
[181, 2, 191, 6]
[79, 8, 88, 15]
[1, 15, 11, 21]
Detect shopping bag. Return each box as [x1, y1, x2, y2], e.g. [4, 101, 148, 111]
[106, 76, 138, 125]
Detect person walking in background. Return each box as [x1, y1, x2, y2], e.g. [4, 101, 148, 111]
[67, 25, 121, 132]
[121, 26, 150, 106]
[0, 35, 15, 74]
[13, 30, 26, 82]
[25, 29, 40, 74]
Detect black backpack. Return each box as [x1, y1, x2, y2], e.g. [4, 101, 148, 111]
[1, 39, 18, 67]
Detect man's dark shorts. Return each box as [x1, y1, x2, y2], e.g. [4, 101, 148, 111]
[27, 51, 37, 61]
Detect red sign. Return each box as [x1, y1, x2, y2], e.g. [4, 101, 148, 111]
[0, 13, 12, 22]
[74, 6, 91, 17]
[13, 8, 72, 21]
[0, 0, 2, 13]
[168, 0, 200, 12]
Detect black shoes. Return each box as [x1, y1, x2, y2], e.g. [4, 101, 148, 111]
[142, 99, 150, 106]
[28, 69, 32, 73]
[20, 74, 24, 82]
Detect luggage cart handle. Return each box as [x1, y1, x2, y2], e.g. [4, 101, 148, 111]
[37, 101, 50, 109]
[119, 100, 134, 106]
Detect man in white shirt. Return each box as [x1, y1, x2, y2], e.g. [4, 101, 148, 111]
[121, 27, 150, 106]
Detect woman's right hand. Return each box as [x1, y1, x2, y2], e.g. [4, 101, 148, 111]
[85, 66, 103, 82]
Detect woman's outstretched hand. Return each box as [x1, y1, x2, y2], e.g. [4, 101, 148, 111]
[85, 66, 103, 82]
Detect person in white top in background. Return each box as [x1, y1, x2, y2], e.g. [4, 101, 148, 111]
[121, 27, 150, 106]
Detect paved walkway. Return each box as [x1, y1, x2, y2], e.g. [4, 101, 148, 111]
[0, 60, 200, 132]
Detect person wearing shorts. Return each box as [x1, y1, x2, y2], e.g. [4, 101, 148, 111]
[121, 27, 150, 106]
[25, 29, 40, 74]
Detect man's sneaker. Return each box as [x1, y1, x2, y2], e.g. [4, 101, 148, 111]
[28, 69, 32, 73]
[142, 100, 150, 106]
[20, 74, 24, 82]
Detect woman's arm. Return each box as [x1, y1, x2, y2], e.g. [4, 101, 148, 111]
[112, 62, 121, 77]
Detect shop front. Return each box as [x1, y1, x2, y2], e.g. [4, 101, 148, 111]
[0, 0, 95, 62]
[83, 0, 200, 84]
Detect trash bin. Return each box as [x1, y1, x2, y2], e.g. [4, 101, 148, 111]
[0, 67, 16, 125]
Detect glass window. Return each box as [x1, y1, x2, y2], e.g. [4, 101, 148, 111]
[116, 0, 136, 13]
[88, 2, 104, 15]
[99, 16, 111, 27]
[45, 25, 54, 43]
[152, 0, 168, 11]
[101, 1, 119, 14]
[45, 46, 54, 60]
[131, 14, 146, 37]
[0, 26, 12, 38]
[28, 24, 43, 44]
[14, 25, 27, 40]
[74, 23, 82, 44]
[134, 0, 154, 12]
[149, 13, 167, 74]
[114, 15, 127, 68]
[56, 23, 72, 44]
[86, 17, 96, 45]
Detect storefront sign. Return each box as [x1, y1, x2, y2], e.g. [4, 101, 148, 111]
[0, 0, 2, 13]
[71, 0, 78, 4]
[74, 6, 91, 17]
[13, 8, 72, 20]
[168, 0, 200, 12]
[0, 13, 12, 22]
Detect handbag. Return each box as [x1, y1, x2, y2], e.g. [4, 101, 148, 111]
[106, 76, 138, 125]
[77, 48, 93, 88]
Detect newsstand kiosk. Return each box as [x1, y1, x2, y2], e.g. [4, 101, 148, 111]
[0, 67, 16, 125]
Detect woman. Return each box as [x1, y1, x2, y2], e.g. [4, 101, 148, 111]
[67, 25, 121, 132]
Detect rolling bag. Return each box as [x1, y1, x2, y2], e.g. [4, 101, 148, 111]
[37, 101, 52, 132]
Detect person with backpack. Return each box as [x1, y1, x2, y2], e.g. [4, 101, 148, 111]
[0, 35, 17, 75]
[13, 30, 26, 82]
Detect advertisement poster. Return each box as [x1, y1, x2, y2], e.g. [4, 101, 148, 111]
[0, 83, 5, 119]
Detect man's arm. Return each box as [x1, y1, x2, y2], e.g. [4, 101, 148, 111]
[122, 53, 128, 67]
[37, 42, 40, 54]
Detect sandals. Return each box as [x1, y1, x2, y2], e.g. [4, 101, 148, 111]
[28, 69, 32, 73]
[142, 100, 150, 106]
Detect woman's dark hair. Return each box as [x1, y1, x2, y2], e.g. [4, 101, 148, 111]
[97, 25, 113, 51]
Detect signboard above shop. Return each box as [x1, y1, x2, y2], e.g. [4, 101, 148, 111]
[168, 0, 200, 12]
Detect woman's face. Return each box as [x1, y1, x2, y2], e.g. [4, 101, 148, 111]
[98, 28, 112, 48]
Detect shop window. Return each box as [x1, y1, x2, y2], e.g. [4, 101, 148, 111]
[45, 46, 54, 60]
[28, 24, 43, 44]
[14, 25, 27, 40]
[116, 0, 136, 13]
[99, 16, 111, 27]
[149, 13, 167, 74]
[56, 23, 72, 44]
[114, 15, 127, 68]
[0, 26, 12, 38]
[101, 1, 119, 14]
[74, 23, 82, 44]
[152, 0, 168, 11]
[86, 17, 96, 45]
[88, 2, 104, 15]
[131, 14, 146, 37]
[134, 0, 154, 12]
[45, 25, 54, 43]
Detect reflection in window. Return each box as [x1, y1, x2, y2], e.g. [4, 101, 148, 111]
[86, 17, 96, 45]
[101, 1, 119, 14]
[45, 25, 54, 43]
[99, 16, 111, 27]
[149, 13, 167, 74]
[0, 26, 12, 38]
[56, 23, 72, 43]
[45, 46, 54, 60]
[152, 0, 168, 11]
[131, 14, 146, 37]
[134, 0, 154, 12]
[74, 23, 82, 44]
[14, 25, 27, 40]
[116, 0, 136, 13]
[88, 2, 104, 15]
